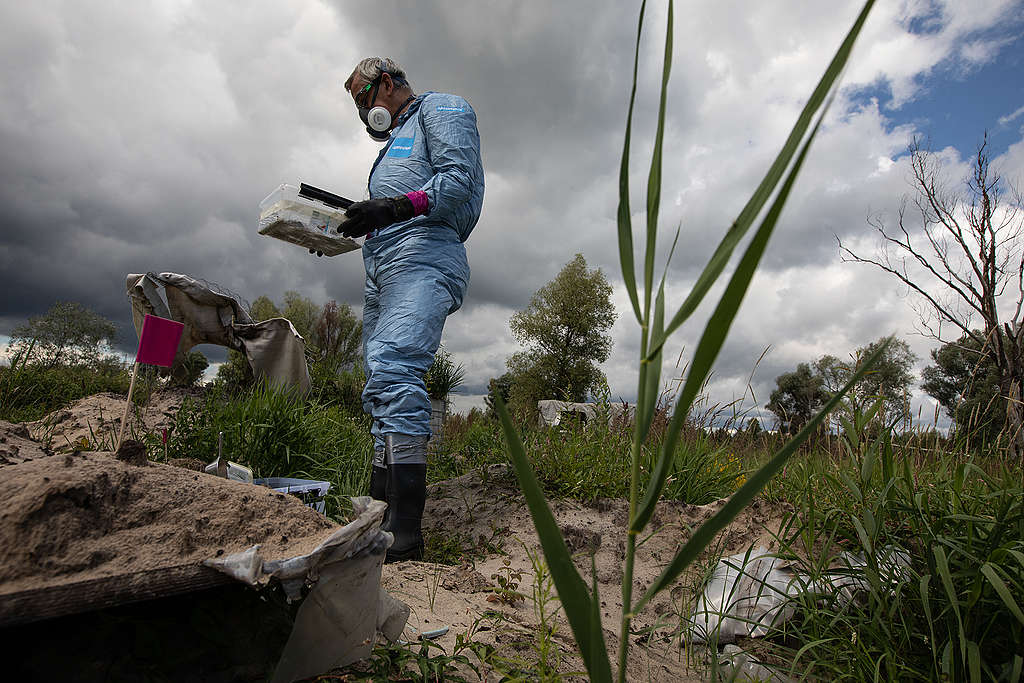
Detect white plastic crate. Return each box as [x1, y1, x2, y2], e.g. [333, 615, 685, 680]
[257, 183, 360, 256]
[255, 477, 331, 514]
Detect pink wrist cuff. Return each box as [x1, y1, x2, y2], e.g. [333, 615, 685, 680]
[405, 190, 429, 216]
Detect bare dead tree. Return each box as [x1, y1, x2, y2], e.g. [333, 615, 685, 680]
[838, 134, 1024, 456]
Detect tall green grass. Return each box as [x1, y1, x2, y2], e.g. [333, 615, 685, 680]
[757, 408, 1024, 682]
[164, 381, 373, 520]
[493, 1, 881, 680]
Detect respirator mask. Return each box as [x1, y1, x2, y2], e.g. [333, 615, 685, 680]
[358, 74, 392, 142]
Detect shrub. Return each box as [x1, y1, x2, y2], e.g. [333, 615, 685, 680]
[309, 364, 366, 418]
[0, 357, 130, 422]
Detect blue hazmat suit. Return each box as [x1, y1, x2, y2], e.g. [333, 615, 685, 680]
[360, 92, 484, 464]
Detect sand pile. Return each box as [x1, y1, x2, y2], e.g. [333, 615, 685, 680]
[26, 388, 200, 452]
[0, 449, 338, 597]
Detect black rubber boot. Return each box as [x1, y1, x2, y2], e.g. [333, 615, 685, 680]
[368, 465, 387, 501]
[383, 463, 427, 563]
[368, 464, 389, 529]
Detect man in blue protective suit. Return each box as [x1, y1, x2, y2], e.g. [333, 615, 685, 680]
[335, 57, 483, 562]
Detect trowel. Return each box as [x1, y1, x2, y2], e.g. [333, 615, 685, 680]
[204, 431, 254, 483]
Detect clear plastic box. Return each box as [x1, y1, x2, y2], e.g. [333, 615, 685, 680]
[254, 476, 331, 514]
[257, 183, 360, 256]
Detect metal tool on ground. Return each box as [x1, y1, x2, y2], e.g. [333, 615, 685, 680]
[203, 431, 254, 483]
[216, 432, 226, 478]
[254, 478, 331, 514]
[397, 625, 449, 645]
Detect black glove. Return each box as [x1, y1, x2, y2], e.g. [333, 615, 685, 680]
[308, 248, 323, 257]
[337, 196, 415, 238]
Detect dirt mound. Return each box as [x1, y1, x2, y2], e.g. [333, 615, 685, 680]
[0, 420, 52, 466]
[0, 450, 338, 596]
[380, 464, 793, 681]
[26, 388, 200, 452]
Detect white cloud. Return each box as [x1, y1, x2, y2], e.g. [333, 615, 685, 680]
[999, 105, 1024, 127]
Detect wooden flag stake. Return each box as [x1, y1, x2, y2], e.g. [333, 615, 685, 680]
[116, 361, 140, 452]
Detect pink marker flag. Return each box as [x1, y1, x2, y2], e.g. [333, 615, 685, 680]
[136, 314, 184, 367]
[117, 314, 185, 452]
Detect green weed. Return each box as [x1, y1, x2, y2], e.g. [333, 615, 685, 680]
[332, 638, 477, 682]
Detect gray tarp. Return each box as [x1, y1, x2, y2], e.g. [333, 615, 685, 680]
[205, 497, 408, 682]
[126, 272, 311, 394]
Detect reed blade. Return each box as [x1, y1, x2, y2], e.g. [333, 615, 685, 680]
[633, 112, 827, 532]
[616, 0, 648, 324]
[495, 397, 613, 682]
[634, 338, 893, 609]
[643, 0, 673, 314]
[646, 0, 876, 360]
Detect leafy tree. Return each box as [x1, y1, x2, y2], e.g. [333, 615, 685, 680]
[315, 300, 362, 370]
[766, 363, 828, 434]
[504, 254, 617, 413]
[815, 336, 917, 425]
[211, 350, 252, 391]
[250, 296, 281, 322]
[8, 302, 117, 368]
[771, 337, 917, 434]
[281, 291, 319, 343]
[921, 332, 1003, 441]
[840, 135, 1024, 455]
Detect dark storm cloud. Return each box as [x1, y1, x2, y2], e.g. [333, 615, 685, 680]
[1, 0, 1022, 418]
[0, 1, 371, 352]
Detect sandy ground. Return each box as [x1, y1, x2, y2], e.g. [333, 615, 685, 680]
[381, 465, 791, 681]
[5, 391, 793, 681]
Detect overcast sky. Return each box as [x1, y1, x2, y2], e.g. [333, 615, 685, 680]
[2, 1, 1023, 427]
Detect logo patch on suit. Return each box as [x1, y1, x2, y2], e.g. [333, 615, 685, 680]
[387, 137, 415, 158]
[436, 105, 465, 113]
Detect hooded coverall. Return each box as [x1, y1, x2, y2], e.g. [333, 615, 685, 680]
[361, 91, 484, 465]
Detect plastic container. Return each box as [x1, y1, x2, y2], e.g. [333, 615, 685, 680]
[255, 477, 332, 514]
[203, 459, 254, 483]
[257, 183, 360, 256]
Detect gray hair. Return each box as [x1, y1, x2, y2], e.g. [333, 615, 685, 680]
[344, 57, 410, 91]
